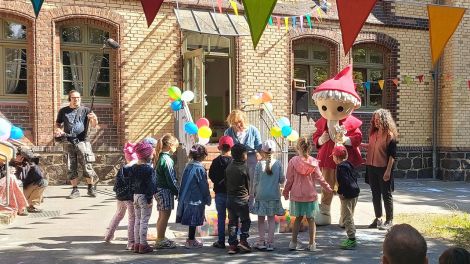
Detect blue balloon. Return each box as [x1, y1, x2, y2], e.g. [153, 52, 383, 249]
[281, 126, 292, 137]
[184, 122, 198, 135]
[170, 100, 183, 111]
[10, 126, 24, 140]
[278, 117, 290, 128]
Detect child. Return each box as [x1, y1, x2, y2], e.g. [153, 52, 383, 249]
[154, 133, 179, 249]
[332, 145, 360, 250]
[208, 136, 234, 249]
[251, 140, 285, 251]
[176, 144, 211, 249]
[132, 142, 156, 254]
[224, 143, 251, 254]
[283, 137, 332, 251]
[104, 142, 137, 250]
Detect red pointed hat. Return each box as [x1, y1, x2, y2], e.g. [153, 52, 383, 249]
[312, 65, 361, 101]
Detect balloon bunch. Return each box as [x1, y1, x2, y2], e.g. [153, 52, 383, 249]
[249, 91, 273, 111]
[168, 86, 195, 111]
[184, 117, 212, 145]
[270, 117, 299, 142]
[0, 117, 24, 141]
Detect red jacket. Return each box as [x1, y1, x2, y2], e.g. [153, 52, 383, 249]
[312, 116, 363, 169]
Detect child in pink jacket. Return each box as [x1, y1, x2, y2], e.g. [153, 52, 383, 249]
[283, 137, 332, 251]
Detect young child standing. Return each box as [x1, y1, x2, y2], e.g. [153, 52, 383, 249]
[104, 142, 137, 250]
[154, 133, 179, 249]
[251, 140, 285, 251]
[208, 136, 234, 249]
[283, 137, 332, 251]
[225, 143, 251, 254]
[332, 145, 360, 250]
[176, 144, 211, 249]
[132, 142, 156, 254]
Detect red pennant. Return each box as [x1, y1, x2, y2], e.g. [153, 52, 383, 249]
[336, 0, 378, 54]
[140, 0, 164, 27]
[276, 16, 281, 30]
[417, 75, 424, 83]
[392, 78, 399, 86]
[468, 80, 470, 90]
[217, 0, 223, 13]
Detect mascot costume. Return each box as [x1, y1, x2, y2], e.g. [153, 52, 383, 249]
[311, 65, 363, 225]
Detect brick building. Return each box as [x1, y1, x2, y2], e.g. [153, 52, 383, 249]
[0, 0, 469, 183]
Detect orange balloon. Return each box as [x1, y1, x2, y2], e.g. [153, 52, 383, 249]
[262, 91, 273, 103]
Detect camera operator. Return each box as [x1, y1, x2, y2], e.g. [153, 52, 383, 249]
[55, 90, 98, 199]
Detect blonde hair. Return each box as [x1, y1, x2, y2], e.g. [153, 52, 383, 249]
[370, 108, 399, 139]
[156, 133, 179, 157]
[226, 109, 248, 128]
[296, 137, 311, 158]
[312, 90, 361, 110]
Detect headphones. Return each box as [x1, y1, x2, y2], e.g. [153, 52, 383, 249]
[68, 90, 78, 102]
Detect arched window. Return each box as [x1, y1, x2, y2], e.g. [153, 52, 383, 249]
[353, 44, 388, 110]
[0, 19, 27, 97]
[60, 25, 111, 100]
[293, 41, 331, 110]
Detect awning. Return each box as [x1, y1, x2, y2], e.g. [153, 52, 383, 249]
[174, 9, 250, 36]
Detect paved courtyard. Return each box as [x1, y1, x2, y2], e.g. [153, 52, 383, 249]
[1, 180, 469, 264]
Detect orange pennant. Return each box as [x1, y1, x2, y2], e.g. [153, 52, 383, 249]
[427, 5, 466, 66]
[378, 80, 384, 90]
[392, 78, 399, 87]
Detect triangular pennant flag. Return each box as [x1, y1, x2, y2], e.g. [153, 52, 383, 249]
[392, 78, 399, 86]
[445, 73, 452, 81]
[378, 80, 384, 90]
[427, 5, 466, 66]
[276, 16, 281, 30]
[140, 0, 164, 27]
[403, 75, 412, 84]
[363, 81, 371, 91]
[292, 16, 296, 29]
[230, 0, 239, 16]
[431, 72, 435, 81]
[316, 7, 323, 22]
[30, 0, 44, 18]
[468, 80, 470, 91]
[336, 0, 378, 54]
[217, 0, 223, 13]
[242, 0, 277, 49]
[284, 17, 289, 32]
[269, 16, 273, 26]
[300, 16, 304, 31]
[417, 75, 424, 83]
[306, 14, 312, 29]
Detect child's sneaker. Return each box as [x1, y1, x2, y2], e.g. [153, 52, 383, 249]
[212, 241, 226, 249]
[289, 241, 303, 251]
[126, 242, 135, 250]
[133, 243, 140, 253]
[155, 238, 177, 249]
[266, 243, 274, 251]
[139, 244, 153, 254]
[227, 245, 238, 254]
[307, 242, 317, 251]
[238, 240, 252, 253]
[340, 238, 357, 250]
[185, 239, 203, 249]
[254, 240, 266, 250]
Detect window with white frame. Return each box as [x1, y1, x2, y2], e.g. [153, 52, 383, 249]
[60, 25, 111, 99]
[0, 19, 27, 97]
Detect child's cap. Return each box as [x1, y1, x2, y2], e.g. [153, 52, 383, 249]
[331, 145, 347, 159]
[134, 142, 154, 160]
[123, 142, 138, 161]
[142, 137, 158, 148]
[261, 140, 276, 153]
[218, 136, 234, 149]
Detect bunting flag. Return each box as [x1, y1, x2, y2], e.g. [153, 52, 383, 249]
[316, 6, 323, 22]
[417, 75, 424, 83]
[378, 80, 384, 90]
[30, 0, 44, 18]
[336, 0, 378, 54]
[427, 5, 466, 65]
[364, 81, 371, 91]
[140, 0, 164, 27]
[217, 0, 223, 13]
[284, 17, 289, 32]
[269, 17, 273, 26]
[392, 78, 399, 86]
[402, 75, 413, 84]
[306, 14, 312, 29]
[230, 0, 239, 16]
[468, 80, 470, 90]
[276, 17, 281, 30]
[242, 0, 277, 49]
[300, 16, 304, 30]
[431, 72, 435, 81]
[292, 16, 297, 29]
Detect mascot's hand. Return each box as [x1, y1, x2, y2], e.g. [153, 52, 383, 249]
[319, 132, 330, 145]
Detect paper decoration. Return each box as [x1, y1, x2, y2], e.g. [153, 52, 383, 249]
[284, 17, 289, 32]
[402, 75, 413, 84]
[242, 0, 277, 49]
[292, 16, 297, 29]
[217, 0, 223, 13]
[364, 81, 371, 91]
[378, 80, 384, 90]
[306, 14, 312, 29]
[30, 0, 44, 18]
[300, 16, 304, 30]
[431, 72, 435, 81]
[336, 0, 378, 54]
[230, 0, 239, 16]
[417, 75, 424, 83]
[140, 0, 164, 27]
[276, 17, 281, 30]
[269, 17, 273, 26]
[316, 6, 323, 22]
[392, 78, 399, 86]
[428, 5, 466, 66]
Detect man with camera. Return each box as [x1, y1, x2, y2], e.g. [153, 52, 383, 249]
[55, 90, 98, 199]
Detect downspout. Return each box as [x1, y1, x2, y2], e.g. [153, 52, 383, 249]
[432, 0, 441, 179]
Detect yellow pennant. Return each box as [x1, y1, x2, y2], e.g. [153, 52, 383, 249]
[316, 7, 323, 22]
[284, 17, 289, 32]
[378, 80, 384, 90]
[230, 0, 238, 16]
[427, 5, 466, 66]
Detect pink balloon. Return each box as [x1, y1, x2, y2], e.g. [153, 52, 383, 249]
[196, 118, 210, 128]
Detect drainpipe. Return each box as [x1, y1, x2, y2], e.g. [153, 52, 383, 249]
[432, 0, 441, 180]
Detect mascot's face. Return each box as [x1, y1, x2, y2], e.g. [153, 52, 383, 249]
[315, 98, 355, 121]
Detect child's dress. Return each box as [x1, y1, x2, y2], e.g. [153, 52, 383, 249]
[176, 161, 211, 226]
[250, 159, 285, 216]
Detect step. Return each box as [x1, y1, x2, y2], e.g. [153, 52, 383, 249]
[0, 207, 16, 225]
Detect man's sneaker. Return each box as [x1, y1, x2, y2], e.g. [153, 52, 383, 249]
[185, 239, 203, 249]
[254, 241, 266, 250]
[154, 238, 177, 249]
[340, 239, 357, 250]
[139, 244, 153, 254]
[68, 189, 80, 199]
[227, 245, 238, 254]
[289, 241, 303, 251]
[378, 220, 393, 231]
[212, 241, 226, 249]
[307, 243, 317, 251]
[238, 240, 252, 253]
[368, 218, 382, 229]
[87, 188, 97, 197]
[266, 243, 274, 251]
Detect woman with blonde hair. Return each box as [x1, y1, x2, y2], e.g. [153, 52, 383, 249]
[362, 108, 398, 231]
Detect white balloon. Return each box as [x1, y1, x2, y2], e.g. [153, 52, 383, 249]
[198, 137, 210, 145]
[181, 91, 195, 102]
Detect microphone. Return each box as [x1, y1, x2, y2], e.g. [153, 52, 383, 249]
[105, 38, 120, 49]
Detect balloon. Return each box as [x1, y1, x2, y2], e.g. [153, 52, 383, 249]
[10, 126, 24, 140]
[270, 127, 282, 138]
[167, 86, 182, 100]
[278, 117, 290, 128]
[250, 95, 262, 106]
[170, 100, 183, 111]
[197, 137, 210, 145]
[195, 118, 210, 128]
[261, 91, 273, 103]
[287, 130, 299, 142]
[181, 90, 195, 102]
[184, 122, 198, 135]
[0, 118, 12, 141]
[281, 126, 292, 137]
[264, 102, 273, 112]
[198, 126, 212, 139]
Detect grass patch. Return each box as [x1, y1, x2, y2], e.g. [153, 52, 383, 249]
[395, 212, 470, 250]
